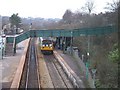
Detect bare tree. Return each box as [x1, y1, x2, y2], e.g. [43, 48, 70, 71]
[81, 0, 95, 14]
[104, 0, 120, 12]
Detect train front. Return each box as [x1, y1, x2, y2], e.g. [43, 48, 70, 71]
[40, 37, 54, 54]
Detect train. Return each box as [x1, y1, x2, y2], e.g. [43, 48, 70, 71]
[39, 37, 56, 54]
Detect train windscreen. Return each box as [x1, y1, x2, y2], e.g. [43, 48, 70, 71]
[42, 40, 52, 44]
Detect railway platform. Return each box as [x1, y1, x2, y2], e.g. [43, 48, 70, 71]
[0, 39, 29, 88]
[55, 50, 89, 87]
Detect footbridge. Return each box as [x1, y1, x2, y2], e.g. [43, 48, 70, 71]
[5, 25, 117, 55]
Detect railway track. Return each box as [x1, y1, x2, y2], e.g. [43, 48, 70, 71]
[13, 37, 83, 89]
[44, 55, 74, 88]
[19, 38, 40, 89]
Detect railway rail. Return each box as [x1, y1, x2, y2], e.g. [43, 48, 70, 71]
[19, 38, 40, 89]
[44, 55, 74, 88]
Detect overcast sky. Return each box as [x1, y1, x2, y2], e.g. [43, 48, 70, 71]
[0, 0, 115, 19]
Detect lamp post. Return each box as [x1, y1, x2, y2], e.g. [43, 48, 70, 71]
[92, 68, 97, 87]
[70, 31, 73, 55]
[86, 35, 90, 79]
[87, 35, 90, 57]
[29, 23, 32, 30]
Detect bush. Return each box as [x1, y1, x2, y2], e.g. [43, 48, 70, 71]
[108, 43, 119, 63]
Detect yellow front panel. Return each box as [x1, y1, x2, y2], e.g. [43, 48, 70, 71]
[41, 46, 53, 51]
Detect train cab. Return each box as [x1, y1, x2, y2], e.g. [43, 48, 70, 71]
[39, 37, 55, 54]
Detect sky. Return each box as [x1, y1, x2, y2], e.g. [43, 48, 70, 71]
[0, 0, 115, 19]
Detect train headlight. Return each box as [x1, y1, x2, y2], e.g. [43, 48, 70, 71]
[49, 44, 52, 47]
[46, 44, 48, 47]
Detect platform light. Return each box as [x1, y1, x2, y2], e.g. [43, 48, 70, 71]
[87, 52, 89, 56]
